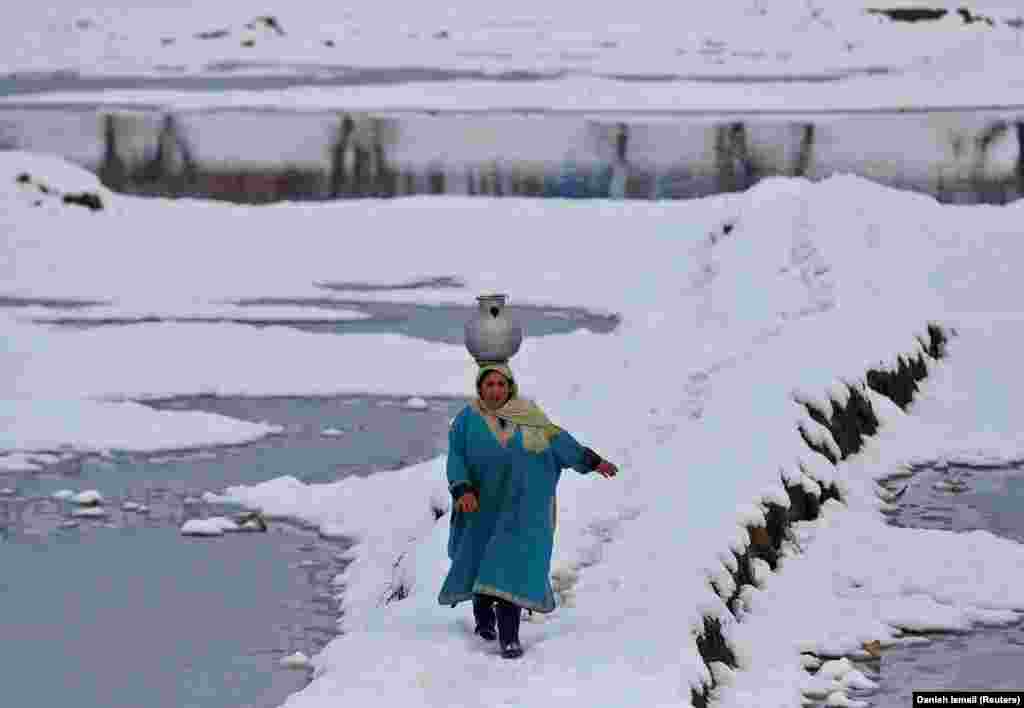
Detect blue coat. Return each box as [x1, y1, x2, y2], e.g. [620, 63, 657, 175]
[438, 404, 593, 613]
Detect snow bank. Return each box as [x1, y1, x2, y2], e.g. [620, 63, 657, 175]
[0, 396, 280, 453]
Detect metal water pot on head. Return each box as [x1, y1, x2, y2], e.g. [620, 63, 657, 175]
[464, 294, 523, 364]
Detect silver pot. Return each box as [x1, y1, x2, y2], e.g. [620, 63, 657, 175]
[464, 293, 523, 363]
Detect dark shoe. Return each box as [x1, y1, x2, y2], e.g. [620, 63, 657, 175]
[473, 595, 497, 640]
[500, 640, 524, 659]
[494, 598, 521, 642]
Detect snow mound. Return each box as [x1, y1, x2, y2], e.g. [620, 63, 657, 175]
[72, 490, 104, 505]
[403, 396, 429, 410]
[180, 517, 240, 536]
[0, 151, 109, 212]
[279, 651, 311, 669]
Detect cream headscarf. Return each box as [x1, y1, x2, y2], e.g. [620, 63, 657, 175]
[473, 362, 562, 453]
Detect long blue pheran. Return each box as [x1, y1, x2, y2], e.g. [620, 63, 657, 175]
[439, 403, 592, 612]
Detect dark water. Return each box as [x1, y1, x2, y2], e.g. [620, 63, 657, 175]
[143, 394, 467, 483]
[0, 63, 885, 99]
[0, 67, 565, 99]
[885, 463, 1024, 543]
[0, 394, 465, 708]
[3, 297, 620, 344]
[864, 464, 1024, 704]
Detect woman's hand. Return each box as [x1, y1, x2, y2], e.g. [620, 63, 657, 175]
[456, 492, 479, 513]
[595, 461, 618, 479]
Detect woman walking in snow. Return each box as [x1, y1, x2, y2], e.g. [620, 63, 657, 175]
[438, 362, 618, 659]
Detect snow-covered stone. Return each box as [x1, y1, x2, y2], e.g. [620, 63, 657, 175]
[839, 669, 878, 691]
[800, 654, 822, 670]
[709, 661, 737, 688]
[180, 517, 240, 536]
[824, 690, 869, 708]
[279, 652, 311, 669]
[817, 657, 854, 680]
[72, 490, 103, 505]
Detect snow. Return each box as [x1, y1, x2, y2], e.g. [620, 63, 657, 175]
[179, 516, 240, 536]
[824, 691, 868, 707]
[0, 397, 281, 453]
[839, 669, 877, 691]
[0, 452, 44, 472]
[817, 658, 855, 680]
[280, 652, 312, 670]
[5, 143, 1024, 707]
[71, 506, 109, 518]
[4, 1, 1024, 96]
[71, 489, 103, 505]
[403, 396, 429, 410]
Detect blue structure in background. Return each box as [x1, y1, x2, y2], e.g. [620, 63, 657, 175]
[545, 161, 615, 198]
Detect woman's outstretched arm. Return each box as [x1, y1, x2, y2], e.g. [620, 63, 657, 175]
[549, 429, 616, 477]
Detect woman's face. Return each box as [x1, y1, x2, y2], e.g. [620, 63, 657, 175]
[479, 371, 510, 410]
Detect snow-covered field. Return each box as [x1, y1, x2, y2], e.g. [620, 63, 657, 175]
[5, 0, 1024, 80]
[5, 0, 1024, 112]
[4, 148, 1024, 706]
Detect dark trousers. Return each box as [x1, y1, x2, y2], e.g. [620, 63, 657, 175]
[473, 593, 520, 643]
